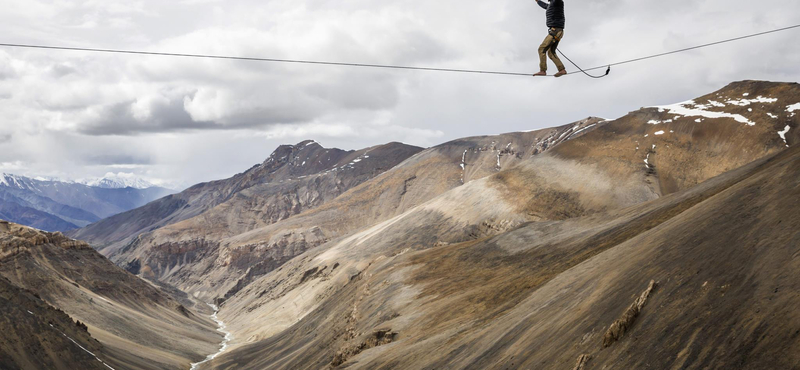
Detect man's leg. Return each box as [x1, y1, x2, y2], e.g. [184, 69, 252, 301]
[534, 34, 555, 76]
[548, 29, 567, 77]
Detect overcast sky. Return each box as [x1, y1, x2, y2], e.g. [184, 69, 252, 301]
[0, 0, 798, 188]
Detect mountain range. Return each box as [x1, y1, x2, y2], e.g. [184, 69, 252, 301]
[0, 173, 174, 232]
[76, 173, 160, 190]
[2, 80, 799, 370]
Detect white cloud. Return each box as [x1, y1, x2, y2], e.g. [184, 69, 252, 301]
[0, 161, 26, 171]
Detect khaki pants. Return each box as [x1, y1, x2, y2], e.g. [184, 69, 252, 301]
[538, 28, 565, 72]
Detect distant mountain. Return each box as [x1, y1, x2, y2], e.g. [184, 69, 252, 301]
[77, 173, 160, 190]
[0, 173, 174, 232]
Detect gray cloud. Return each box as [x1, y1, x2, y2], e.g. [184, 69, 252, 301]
[0, 56, 15, 81]
[49, 63, 79, 79]
[83, 153, 152, 166]
[79, 97, 217, 135]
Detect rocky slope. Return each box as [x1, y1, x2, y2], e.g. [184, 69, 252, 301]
[69, 141, 423, 254]
[189, 80, 800, 369]
[98, 118, 604, 302]
[0, 275, 112, 370]
[0, 221, 222, 370]
[54, 80, 800, 370]
[212, 145, 800, 370]
[0, 174, 174, 231]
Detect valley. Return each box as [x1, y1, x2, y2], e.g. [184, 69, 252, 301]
[1, 80, 798, 370]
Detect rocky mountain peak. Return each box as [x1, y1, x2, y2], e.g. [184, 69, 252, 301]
[0, 173, 37, 191]
[255, 140, 353, 180]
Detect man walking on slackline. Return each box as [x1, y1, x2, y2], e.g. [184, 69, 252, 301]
[533, 0, 567, 77]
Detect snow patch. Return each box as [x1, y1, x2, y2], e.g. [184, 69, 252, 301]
[0, 174, 23, 188]
[767, 113, 778, 119]
[460, 150, 468, 183]
[567, 123, 597, 139]
[647, 120, 661, 125]
[725, 96, 777, 107]
[787, 103, 800, 113]
[654, 100, 756, 126]
[778, 125, 791, 147]
[654, 131, 665, 136]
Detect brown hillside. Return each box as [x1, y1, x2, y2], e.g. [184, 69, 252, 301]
[208, 130, 800, 370]
[0, 221, 221, 370]
[200, 81, 799, 370]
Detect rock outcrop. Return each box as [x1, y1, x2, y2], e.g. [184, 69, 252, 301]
[602, 280, 658, 347]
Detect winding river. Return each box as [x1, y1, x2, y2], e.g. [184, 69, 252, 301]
[190, 304, 233, 370]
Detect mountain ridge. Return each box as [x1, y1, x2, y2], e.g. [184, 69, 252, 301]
[80, 117, 603, 302]
[68, 141, 424, 253]
[0, 173, 175, 232]
[199, 80, 800, 370]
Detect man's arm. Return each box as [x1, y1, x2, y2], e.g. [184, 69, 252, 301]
[536, 0, 549, 10]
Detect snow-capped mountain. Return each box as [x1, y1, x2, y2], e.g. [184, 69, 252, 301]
[1, 173, 174, 232]
[0, 173, 41, 191]
[78, 173, 158, 190]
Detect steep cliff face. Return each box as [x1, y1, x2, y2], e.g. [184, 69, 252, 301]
[198, 81, 799, 370]
[0, 221, 222, 370]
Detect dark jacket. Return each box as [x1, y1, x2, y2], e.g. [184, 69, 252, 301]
[536, 0, 565, 29]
